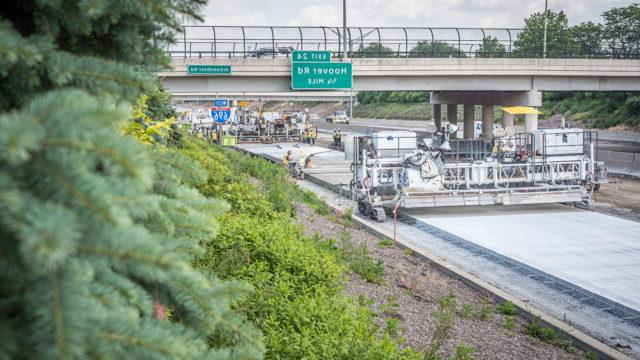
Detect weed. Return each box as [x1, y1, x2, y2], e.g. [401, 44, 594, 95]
[344, 208, 353, 220]
[357, 294, 374, 307]
[380, 295, 400, 316]
[475, 299, 492, 321]
[379, 238, 394, 248]
[461, 304, 474, 319]
[504, 315, 516, 333]
[424, 293, 457, 359]
[403, 248, 414, 256]
[585, 350, 599, 360]
[496, 300, 516, 316]
[385, 318, 403, 337]
[348, 243, 385, 284]
[524, 317, 574, 352]
[451, 342, 475, 360]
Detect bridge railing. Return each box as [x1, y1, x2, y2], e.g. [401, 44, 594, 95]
[162, 26, 640, 59]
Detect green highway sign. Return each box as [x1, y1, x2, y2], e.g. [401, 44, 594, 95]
[291, 62, 352, 89]
[187, 65, 231, 75]
[292, 50, 331, 62]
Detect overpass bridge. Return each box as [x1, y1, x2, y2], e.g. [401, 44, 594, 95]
[160, 25, 640, 139]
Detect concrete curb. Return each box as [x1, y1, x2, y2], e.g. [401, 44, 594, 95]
[344, 212, 632, 360]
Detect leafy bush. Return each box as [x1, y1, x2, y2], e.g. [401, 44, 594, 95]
[178, 139, 419, 359]
[496, 300, 517, 316]
[379, 238, 395, 248]
[425, 293, 457, 360]
[524, 317, 574, 352]
[452, 342, 475, 360]
[348, 243, 386, 284]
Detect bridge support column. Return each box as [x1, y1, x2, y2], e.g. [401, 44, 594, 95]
[463, 104, 475, 139]
[482, 105, 493, 139]
[447, 104, 458, 138]
[432, 104, 442, 131]
[525, 112, 539, 133]
[502, 111, 515, 129]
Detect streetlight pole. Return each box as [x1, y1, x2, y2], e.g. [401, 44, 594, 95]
[542, 0, 548, 58]
[343, 0, 348, 59]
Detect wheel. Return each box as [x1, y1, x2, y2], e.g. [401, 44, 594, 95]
[574, 201, 589, 210]
[373, 207, 386, 222]
[357, 200, 368, 216]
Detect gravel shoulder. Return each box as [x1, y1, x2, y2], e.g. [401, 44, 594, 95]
[294, 203, 585, 360]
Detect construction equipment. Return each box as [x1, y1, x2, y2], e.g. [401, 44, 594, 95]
[347, 128, 607, 222]
[228, 104, 304, 143]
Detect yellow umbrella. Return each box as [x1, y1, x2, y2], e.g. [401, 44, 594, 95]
[501, 106, 543, 115]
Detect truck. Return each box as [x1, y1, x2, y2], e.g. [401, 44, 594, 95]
[325, 111, 350, 124]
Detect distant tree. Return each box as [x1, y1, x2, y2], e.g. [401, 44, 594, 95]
[353, 43, 395, 57]
[409, 41, 467, 58]
[513, 10, 575, 58]
[602, 4, 640, 58]
[475, 36, 507, 58]
[570, 21, 604, 58]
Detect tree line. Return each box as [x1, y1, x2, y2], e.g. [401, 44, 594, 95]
[351, 4, 639, 58]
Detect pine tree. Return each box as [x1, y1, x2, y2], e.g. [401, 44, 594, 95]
[0, 1, 263, 358]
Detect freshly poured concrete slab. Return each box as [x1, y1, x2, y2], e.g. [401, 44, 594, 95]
[406, 204, 640, 312]
[238, 143, 353, 185]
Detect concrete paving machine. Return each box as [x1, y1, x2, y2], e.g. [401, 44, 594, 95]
[347, 128, 607, 222]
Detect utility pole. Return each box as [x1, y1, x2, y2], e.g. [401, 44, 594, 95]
[542, 0, 548, 58]
[343, 0, 348, 59]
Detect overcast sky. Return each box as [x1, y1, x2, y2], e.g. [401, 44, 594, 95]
[199, 0, 636, 28]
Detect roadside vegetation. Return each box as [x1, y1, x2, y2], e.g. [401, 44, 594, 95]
[176, 138, 420, 359]
[353, 4, 640, 130]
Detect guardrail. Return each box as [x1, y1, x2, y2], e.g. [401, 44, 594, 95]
[163, 25, 640, 59]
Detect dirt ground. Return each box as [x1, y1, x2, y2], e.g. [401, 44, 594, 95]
[294, 203, 585, 360]
[591, 175, 640, 222]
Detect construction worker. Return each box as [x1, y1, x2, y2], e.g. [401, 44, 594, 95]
[211, 130, 218, 143]
[283, 150, 293, 166]
[302, 129, 309, 144]
[332, 130, 338, 147]
[336, 129, 343, 147]
[310, 128, 317, 145]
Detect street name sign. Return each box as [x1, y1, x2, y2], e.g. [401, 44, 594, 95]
[188, 65, 231, 75]
[214, 99, 228, 107]
[292, 50, 331, 62]
[291, 62, 352, 90]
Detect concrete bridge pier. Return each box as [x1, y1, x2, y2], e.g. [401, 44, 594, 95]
[502, 112, 515, 128]
[446, 104, 458, 139]
[525, 113, 539, 133]
[482, 105, 494, 139]
[431, 91, 542, 137]
[463, 104, 475, 139]
[432, 104, 442, 130]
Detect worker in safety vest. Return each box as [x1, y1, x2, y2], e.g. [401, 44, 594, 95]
[332, 130, 338, 147]
[336, 129, 343, 147]
[283, 150, 293, 166]
[302, 130, 308, 143]
[310, 129, 317, 145]
[211, 130, 218, 143]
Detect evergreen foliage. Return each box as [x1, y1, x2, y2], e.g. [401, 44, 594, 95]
[0, 0, 263, 358]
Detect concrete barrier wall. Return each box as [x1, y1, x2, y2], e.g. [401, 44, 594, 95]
[598, 150, 640, 177]
[598, 130, 640, 143]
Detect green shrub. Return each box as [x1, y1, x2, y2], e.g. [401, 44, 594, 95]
[524, 317, 574, 352]
[476, 299, 493, 321]
[496, 300, 517, 315]
[451, 342, 475, 360]
[349, 243, 385, 284]
[504, 315, 516, 333]
[425, 293, 457, 359]
[379, 238, 395, 248]
[380, 295, 400, 316]
[403, 247, 415, 256]
[461, 304, 474, 319]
